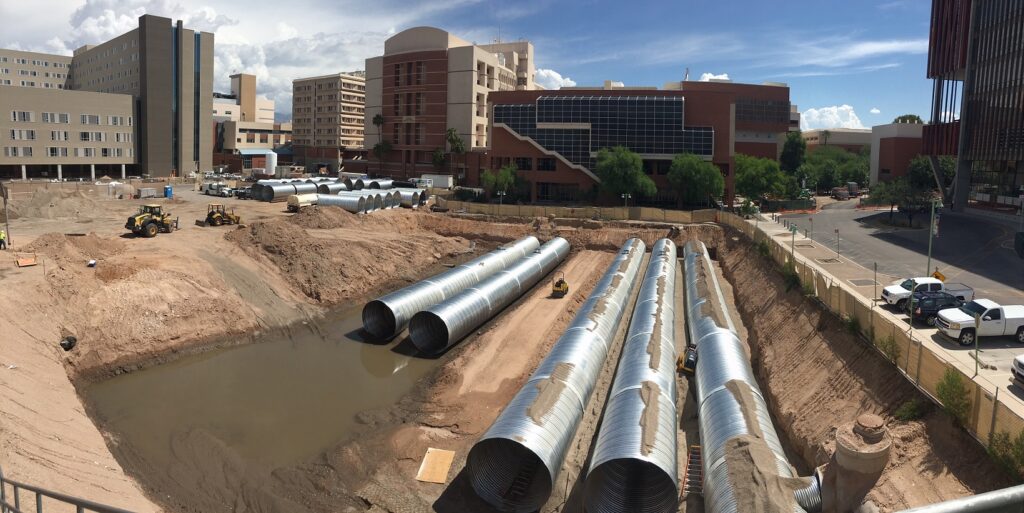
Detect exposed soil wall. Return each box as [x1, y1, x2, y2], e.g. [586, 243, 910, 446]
[718, 227, 1012, 512]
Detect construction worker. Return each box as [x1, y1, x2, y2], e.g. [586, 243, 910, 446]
[0, 229, 6, 250]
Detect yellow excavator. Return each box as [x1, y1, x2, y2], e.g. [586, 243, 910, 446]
[551, 272, 569, 298]
[125, 204, 178, 237]
[196, 204, 241, 227]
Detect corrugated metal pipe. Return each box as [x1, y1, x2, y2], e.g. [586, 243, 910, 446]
[684, 241, 821, 513]
[293, 182, 318, 195]
[409, 237, 570, 355]
[362, 236, 541, 340]
[317, 194, 366, 213]
[395, 188, 422, 208]
[318, 182, 349, 194]
[344, 177, 363, 190]
[584, 238, 679, 513]
[263, 183, 297, 202]
[368, 178, 394, 189]
[466, 238, 647, 513]
[894, 484, 1024, 513]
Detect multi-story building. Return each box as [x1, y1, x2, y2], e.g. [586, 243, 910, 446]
[212, 74, 275, 123]
[924, 0, 1024, 210]
[801, 128, 872, 154]
[361, 27, 537, 179]
[291, 72, 365, 173]
[0, 14, 214, 179]
[870, 122, 925, 185]
[211, 73, 291, 173]
[482, 80, 792, 205]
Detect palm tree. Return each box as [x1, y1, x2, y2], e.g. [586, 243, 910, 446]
[372, 113, 384, 174]
[445, 128, 465, 180]
[821, 129, 831, 146]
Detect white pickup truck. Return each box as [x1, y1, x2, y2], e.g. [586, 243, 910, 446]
[880, 277, 974, 311]
[936, 299, 1024, 346]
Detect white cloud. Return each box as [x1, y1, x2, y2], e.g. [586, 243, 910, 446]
[535, 68, 576, 89]
[869, 107, 881, 114]
[785, 37, 927, 68]
[800, 105, 865, 130]
[698, 72, 730, 81]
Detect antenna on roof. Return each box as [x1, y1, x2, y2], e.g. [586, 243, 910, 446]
[684, 67, 689, 81]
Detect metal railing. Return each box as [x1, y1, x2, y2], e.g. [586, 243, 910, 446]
[0, 466, 132, 513]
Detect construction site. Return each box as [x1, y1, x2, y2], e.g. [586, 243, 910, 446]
[0, 181, 1018, 513]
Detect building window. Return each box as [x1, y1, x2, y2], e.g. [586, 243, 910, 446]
[405, 62, 413, 86]
[414, 123, 422, 145]
[47, 147, 68, 157]
[80, 114, 100, 125]
[392, 123, 399, 144]
[393, 94, 400, 116]
[415, 92, 424, 115]
[393, 64, 400, 87]
[11, 111, 33, 122]
[22, 147, 32, 157]
[537, 157, 556, 171]
[514, 157, 532, 171]
[416, 61, 424, 85]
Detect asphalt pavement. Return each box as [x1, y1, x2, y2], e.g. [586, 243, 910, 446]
[780, 200, 1023, 306]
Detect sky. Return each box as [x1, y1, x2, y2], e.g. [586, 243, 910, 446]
[0, 0, 935, 128]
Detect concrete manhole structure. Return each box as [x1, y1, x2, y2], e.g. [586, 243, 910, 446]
[815, 258, 842, 264]
[848, 279, 879, 287]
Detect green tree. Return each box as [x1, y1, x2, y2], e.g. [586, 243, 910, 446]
[871, 179, 904, 223]
[667, 153, 724, 207]
[481, 163, 517, 197]
[799, 145, 868, 193]
[431, 148, 446, 170]
[446, 128, 465, 179]
[371, 113, 385, 173]
[893, 113, 924, 124]
[594, 146, 656, 199]
[820, 129, 831, 146]
[908, 155, 939, 191]
[735, 154, 789, 201]
[372, 140, 392, 175]
[780, 131, 806, 173]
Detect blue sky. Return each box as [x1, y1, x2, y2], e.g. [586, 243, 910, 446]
[1, 0, 934, 126]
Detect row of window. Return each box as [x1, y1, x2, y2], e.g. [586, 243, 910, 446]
[10, 129, 133, 142]
[393, 61, 426, 87]
[3, 69, 67, 79]
[9, 111, 132, 126]
[493, 156, 558, 172]
[2, 146, 131, 158]
[0, 57, 68, 68]
[0, 80, 65, 88]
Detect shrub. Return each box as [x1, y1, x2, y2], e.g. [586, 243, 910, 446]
[936, 368, 971, 426]
[989, 431, 1018, 476]
[844, 315, 861, 336]
[756, 239, 770, 258]
[894, 399, 926, 421]
[877, 335, 901, 364]
[802, 281, 815, 297]
[782, 261, 801, 292]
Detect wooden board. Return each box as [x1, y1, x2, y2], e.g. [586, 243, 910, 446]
[15, 254, 37, 267]
[415, 448, 455, 484]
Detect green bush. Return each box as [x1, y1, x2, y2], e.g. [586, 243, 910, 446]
[936, 368, 971, 426]
[989, 432, 1017, 476]
[802, 281, 815, 297]
[877, 335, 901, 364]
[894, 399, 926, 421]
[782, 261, 801, 292]
[756, 239, 770, 258]
[844, 315, 861, 336]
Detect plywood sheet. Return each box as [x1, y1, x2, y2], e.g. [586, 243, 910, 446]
[415, 448, 455, 484]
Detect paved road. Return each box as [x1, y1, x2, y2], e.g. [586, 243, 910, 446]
[780, 201, 1024, 305]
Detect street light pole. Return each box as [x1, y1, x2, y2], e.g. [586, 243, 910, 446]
[835, 228, 840, 259]
[498, 190, 506, 206]
[621, 193, 631, 209]
[926, 198, 937, 277]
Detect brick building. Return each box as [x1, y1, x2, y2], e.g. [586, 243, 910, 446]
[870, 122, 925, 185]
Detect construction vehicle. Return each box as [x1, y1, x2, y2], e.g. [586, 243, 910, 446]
[125, 204, 178, 237]
[196, 204, 241, 227]
[551, 272, 569, 298]
[678, 347, 698, 376]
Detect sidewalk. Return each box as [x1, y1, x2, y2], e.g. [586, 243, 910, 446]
[750, 213, 1024, 434]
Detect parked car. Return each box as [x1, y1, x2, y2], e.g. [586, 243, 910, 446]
[234, 186, 252, 200]
[201, 183, 226, 196]
[830, 187, 850, 200]
[1012, 355, 1024, 389]
[881, 277, 974, 311]
[936, 299, 1024, 346]
[908, 291, 964, 326]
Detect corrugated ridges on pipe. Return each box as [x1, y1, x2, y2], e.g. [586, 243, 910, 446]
[408, 237, 570, 355]
[362, 236, 541, 340]
[684, 240, 821, 513]
[466, 238, 647, 513]
[317, 194, 365, 213]
[584, 238, 679, 513]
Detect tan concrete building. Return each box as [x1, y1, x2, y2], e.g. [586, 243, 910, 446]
[870, 122, 924, 185]
[360, 27, 537, 178]
[291, 72, 365, 172]
[0, 14, 214, 179]
[802, 127, 872, 153]
[213, 73, 275, 123]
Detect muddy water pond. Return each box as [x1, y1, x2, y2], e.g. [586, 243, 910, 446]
[85, 305, 438, 473]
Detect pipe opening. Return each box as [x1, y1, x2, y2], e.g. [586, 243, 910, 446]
[408, 311, 450, 355]
[362, 300, 396, 340]
[468, 438, 553, 513]
[584, 459, 678, 513]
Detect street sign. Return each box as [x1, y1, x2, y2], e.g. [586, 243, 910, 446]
[790, 225, 798, 234]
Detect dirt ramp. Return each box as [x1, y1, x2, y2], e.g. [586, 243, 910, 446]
[719, 230, 1010, 511]
[7, 188, 100, 220]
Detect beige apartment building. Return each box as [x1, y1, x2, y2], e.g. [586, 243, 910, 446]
[360, 27, 536, 178]
[211, 73, 291, 172]
[0, 14, 214, 179]
[213, 73, 276, 123]
[291, 72, 365, 172]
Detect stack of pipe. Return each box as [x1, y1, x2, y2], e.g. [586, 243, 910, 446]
[466, 238, 647, 512]
[584, 238, 679, 513]
[317, 182, 349, 194]
[409, 237, 570, 355]
[684, 240, 821, 513]
[394, 188, 422, 208]
[362, 236, 541, 340]
[317, 194, 366, 213]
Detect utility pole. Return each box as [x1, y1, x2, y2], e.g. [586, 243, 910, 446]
[926, 199, 938, 277]
[809, 217, 813, 242]
[1, 182, 10, 248]
[835, 228, 840, 259]
[974, 312, 981, 377]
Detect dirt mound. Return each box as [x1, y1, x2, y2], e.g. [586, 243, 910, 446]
[24, 232, 124, 263]
[228, 216, 468, 304]
[8, 189, 99, 220]
[290, 206, 424, 232]
[719, 228, 1011, 511]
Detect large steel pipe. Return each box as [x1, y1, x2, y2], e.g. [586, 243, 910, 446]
[683, 239, 735, 347]
[318, 182, 349, 194]
[684, 241, 821, 513]
[409, 237, 570, 355]
[362, 236, 542, 340]
[343, 177, 363, 190]
[264, 183, 297, 202]
[584, 239, 678, 513]
[317, 194, 366, 213]
[466, 239, 647, 513]
[293, 182, 318, 195]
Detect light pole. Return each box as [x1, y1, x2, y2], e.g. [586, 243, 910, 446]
[621, 193, 631, 208]
[926, 198, 938, 277]
[497, 190, 506, 206]
[835, 228, 840, 259]
[790, 224, 798, 261]
[809, 217, 813, 242]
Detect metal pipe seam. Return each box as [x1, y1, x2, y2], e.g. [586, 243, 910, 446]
[408, 237, 570, 355]
[467, 238, 647, 513]
[683, 241, 821, 513]
[362, 236, 542, 340]
[584, 238, 679, 513]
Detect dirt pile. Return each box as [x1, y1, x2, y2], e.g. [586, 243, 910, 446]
[719, 228, 1011, 511]
[229, 210, 470, 304]
[5, 189, 100, 220]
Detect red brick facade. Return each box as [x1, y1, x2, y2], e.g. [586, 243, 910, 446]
[877, 137, 924, 182]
